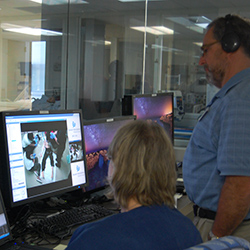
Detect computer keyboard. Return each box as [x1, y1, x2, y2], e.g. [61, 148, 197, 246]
[37, 204, 115, 236]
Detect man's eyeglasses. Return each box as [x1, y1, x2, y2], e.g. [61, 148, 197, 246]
[200, 41, 220, 56]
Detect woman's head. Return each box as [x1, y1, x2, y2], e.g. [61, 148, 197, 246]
[108, 120, 176, 210]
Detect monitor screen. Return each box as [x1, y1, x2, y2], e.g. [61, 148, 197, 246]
[83, 116, 136, 193]
[0, 110, 88, 208]
[122, 93, 174, 142]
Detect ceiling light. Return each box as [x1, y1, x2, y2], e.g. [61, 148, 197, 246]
[195, 23, 209, 29]
[189, 15, 211, 24]
[85, 40, 111, 46]
[167, 16, 211, 34]
[131, 26, 174, 35]
[119, 0, 162, 2]
[151, 26, 174, 34]
[1, 23, 62, 36]
[152, 44, 182, 52]
[189, 26, 204, 34]
[30, 0, 89, 5]
[30, 0, 42, 3]
[193, 42, 202, 47]
[190, 15, 211, 30]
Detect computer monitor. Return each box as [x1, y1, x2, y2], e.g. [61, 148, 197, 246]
[83, 116, 136, 193]
[122, 93, 174, 143]
[0, 110, 88, 208]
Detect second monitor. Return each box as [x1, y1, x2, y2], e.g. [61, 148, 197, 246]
[122, 93, 174, 143]
[83, 116, 136, 194]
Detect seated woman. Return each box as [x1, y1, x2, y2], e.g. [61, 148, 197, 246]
[66, 120, 202, 250]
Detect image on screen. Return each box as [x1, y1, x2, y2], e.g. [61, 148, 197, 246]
[0, 110, 88, 207]
[132, 93, 174, 142]
[83, 116, 136, 193]
[22, 125, 70, 188]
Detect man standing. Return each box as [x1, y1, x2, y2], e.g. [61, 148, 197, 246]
[183, 14, 250, 242]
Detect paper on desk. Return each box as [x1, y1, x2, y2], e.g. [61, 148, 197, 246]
[54, 244, 67, 250]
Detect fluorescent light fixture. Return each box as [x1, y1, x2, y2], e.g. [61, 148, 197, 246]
[1, 23, 62, 36]
[189, 15, 211, 23]
[152, 44, 182, 52]
[131, 26, 174, 35]
[190, 16, 210, 31]
[193, 42, 202, 47]
[189, 26, 204, 34]
[195, 23, 209, 29]
[119, 0, 162, 2]
[30, 0, 89, 5]
[30, 0, 42, 3]
[167, 16, 211, 34]
[151, 26, 174, 34]
[85, 40, 111, 46]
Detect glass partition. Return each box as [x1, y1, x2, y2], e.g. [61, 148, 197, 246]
[76, 1, 147, 119]
[0, 0, 249, 145]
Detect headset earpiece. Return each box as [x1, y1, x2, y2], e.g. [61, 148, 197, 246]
[221, 14, 241, 53]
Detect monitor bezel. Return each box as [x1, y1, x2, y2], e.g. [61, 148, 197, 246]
[0, 109, 89, 208]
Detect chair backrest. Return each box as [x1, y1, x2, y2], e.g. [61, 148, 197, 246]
[185, 236, 250, 250]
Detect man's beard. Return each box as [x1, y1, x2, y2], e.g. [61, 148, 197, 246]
[204, 65, 225, 89]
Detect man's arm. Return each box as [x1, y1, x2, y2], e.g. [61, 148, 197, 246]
[211, 176, 250, 237]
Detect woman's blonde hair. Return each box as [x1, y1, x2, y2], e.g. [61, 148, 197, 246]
[108, 120, 176, 209]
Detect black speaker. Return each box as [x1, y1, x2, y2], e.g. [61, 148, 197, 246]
[221, 14, 241, 53]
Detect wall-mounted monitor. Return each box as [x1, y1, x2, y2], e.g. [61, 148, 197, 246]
[0, 110, 88, 208]
[122, 93, 174, 143]
[83, 116, 136, 193]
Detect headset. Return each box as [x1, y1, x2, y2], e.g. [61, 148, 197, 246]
[221, 14, 241, 53]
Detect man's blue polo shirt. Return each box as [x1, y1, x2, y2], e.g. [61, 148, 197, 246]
[183, 68, 250, 219]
